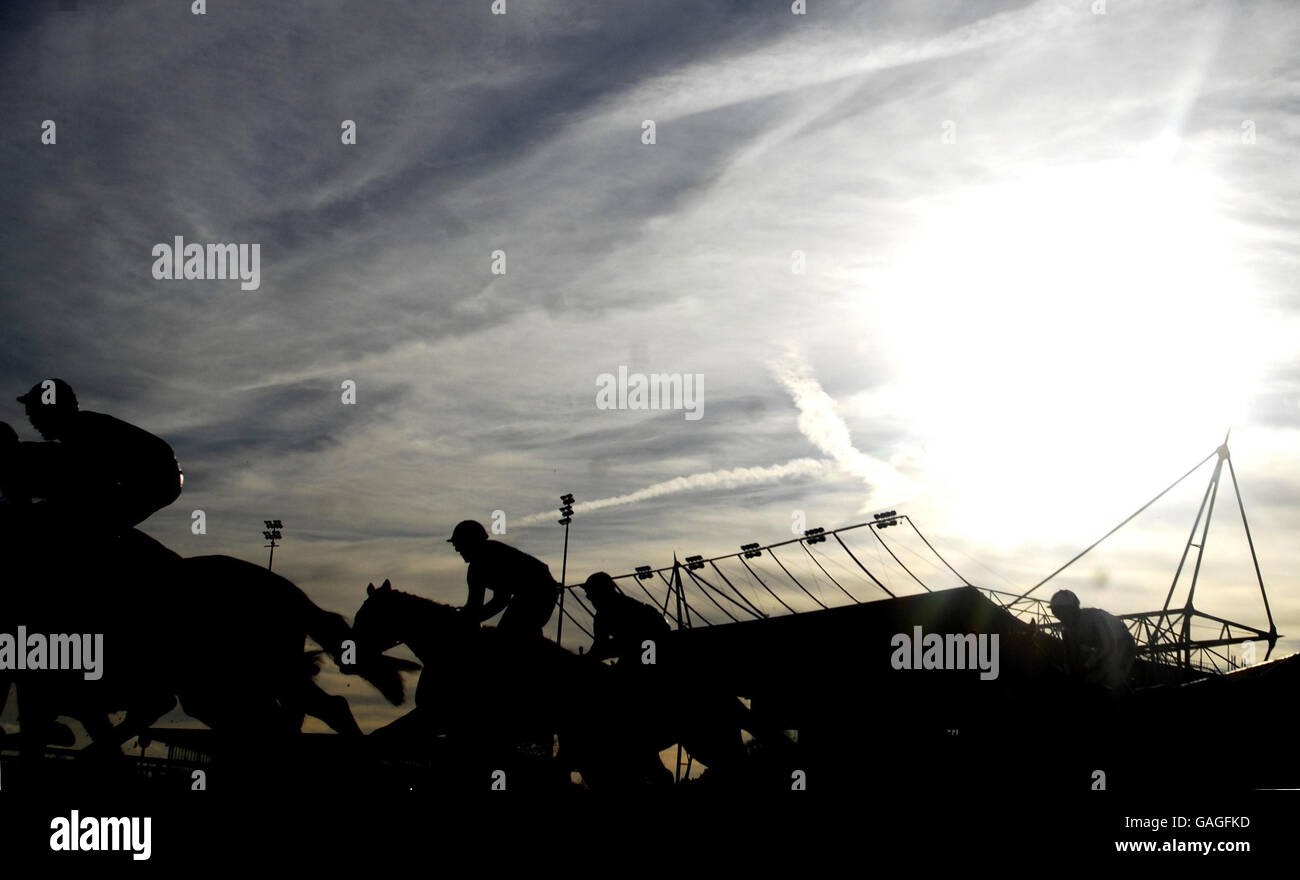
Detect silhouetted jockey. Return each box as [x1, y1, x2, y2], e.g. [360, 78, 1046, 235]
[581, 572, 670, 664]
[15, 379, 182, 532]
[448, 520, 560, 639]
[1050, 589, 1136, 693]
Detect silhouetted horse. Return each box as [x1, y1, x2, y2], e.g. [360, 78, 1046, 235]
[2, 539, 417, 756]
[159, 556, 418, 737]
[0, 512, 181, 752]
[352, 579, 755, 787]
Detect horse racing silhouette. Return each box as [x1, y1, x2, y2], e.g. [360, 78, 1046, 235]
[10, 379, 1291, 795]
[0, 384, 419, 784]
[0, 381, 784, 791]
[353, 579, 766, 788]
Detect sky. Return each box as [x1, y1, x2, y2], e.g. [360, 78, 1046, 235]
[2, 0, 1298, 734]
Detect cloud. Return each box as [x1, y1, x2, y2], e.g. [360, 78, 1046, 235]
[4, 0, 1300, 714]
[514, 350, 910, 524]
[769, 348, 916, 509]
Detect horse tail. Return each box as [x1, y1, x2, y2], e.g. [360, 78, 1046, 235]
[300, 598, 352, 661]
[181, 555, 416, 707]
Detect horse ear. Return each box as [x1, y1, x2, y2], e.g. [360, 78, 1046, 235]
[380, 579, 392, 591]
[367, 583, 375, 596]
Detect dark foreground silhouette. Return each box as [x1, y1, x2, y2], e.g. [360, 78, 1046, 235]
[353, 579, 782, 789]
[2, 384, 1295, 794]
[0, 529, 418, 788]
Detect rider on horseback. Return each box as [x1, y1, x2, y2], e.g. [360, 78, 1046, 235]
[581, 572, 670, 664]
[1050, 589, 1136, 694]
[448, 520, 560, 640]
[15, 379, 183, 532]
[4, 383, 184, 754]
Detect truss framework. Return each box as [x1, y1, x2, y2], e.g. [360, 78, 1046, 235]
[553, 439, 1278, 675]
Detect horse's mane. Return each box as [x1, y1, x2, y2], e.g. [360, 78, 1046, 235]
[379, 587, 458, 616]
[376, 587, 571, 639]
[367, 587, 468, 640]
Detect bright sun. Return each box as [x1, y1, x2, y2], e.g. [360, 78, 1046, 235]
[873, 149, 1270, 546]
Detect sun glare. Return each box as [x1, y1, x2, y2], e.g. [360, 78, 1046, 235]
[875, 152, 1265, 546]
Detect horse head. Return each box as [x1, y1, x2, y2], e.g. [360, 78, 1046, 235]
[354, 578, 468, 665]
[354, 579, 405, 654]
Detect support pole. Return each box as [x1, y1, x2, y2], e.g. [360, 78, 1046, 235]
[672, 559, 686, 630]
[555, 493, 575, 644]
[1159, 442, 1227, 670]
[671, 559, 685, 784]
[555, 518, 570, 644]
[1226, 455, 1278, 657]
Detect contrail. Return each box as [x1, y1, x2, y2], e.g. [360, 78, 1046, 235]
[769, 349, 915, 511]
[518, 351, 911, 525]
[517, 458, 830, 525]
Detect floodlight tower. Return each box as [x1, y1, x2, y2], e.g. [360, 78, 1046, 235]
[263, 519, 283, 571]
[555, 494, 575, 643]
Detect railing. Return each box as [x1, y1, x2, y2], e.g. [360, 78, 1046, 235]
[551, 503, 1275, 677]
[978, 588, 1266, 676]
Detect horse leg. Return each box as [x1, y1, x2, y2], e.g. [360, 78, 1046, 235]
[80, 711, 128, 758]
[296, 678, 362, 736]
[92, 691, 178, 752]
[14, 683, 67, 764]
[682, 728, 746, 774]
[634, 744, 673, 785]
[672, 694, 749, 778]
[367, 705, 438, 758]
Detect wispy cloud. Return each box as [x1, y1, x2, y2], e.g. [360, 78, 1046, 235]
[769, 348, 916, 510]
[516, 349, 910, 524]
[4, 0, 1299, 714]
